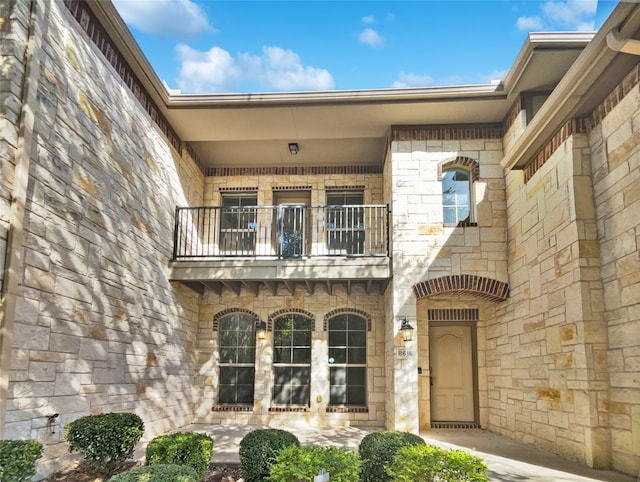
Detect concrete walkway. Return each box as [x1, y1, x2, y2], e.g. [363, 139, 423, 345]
[181, 424, 636, 482]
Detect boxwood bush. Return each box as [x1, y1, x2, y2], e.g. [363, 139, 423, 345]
[0, 439, 43, 482]
[65, 412, 144, 475]
[239, 428, 300, 482]
[107, 463, 199, 482]
[358, 431, 425, 482]
[386, 443, 488, 481]
[145, 431, 213, 478]
[268, 445, 361, 482]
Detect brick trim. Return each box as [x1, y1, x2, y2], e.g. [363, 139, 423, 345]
[413, 275, 509, 302]
[437, 157, 480, 182]
[427, 308, 479, 321]
[503, 95, 523, 134]
[323, 308, 372, 331]
[269, 406, 309, 412]
[212, 308, 260, 331]
[523, 118, 589, 183]
[212, 405, 253, 412]
[268, 308, 316, 331]
[219, 187, 258, 193]
[587, 64, 639, 129]
[273, 186, 312, 191]
[62, 1, 204, 171]
[326, 185, 366, 191]
[205, 166, 382, 177]
[391, 124, 503, 141]
[326, 406, 368, 413]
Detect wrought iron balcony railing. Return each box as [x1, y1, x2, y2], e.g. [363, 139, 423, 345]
[172, 204, 389, 259]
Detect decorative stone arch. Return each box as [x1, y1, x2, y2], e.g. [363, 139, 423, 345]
[268, 308, 316, 331]
[437, 156, 480, 182]
[412, 275, 509, 302]
[212, 308, 260, 331]
[323, 308, 373, 331]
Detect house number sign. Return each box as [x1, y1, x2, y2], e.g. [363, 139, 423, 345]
[395, 348, 415, 359]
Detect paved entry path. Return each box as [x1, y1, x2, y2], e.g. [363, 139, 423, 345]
[182, 424, 636, 482]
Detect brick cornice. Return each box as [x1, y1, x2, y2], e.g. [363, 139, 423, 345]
[413, 275, 509, 302]
[391, 124, 503, 141]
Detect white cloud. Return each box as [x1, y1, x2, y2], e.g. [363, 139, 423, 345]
[516, 16, 544, 31]
[176, 45, 334, 93]
[477, 69, 508, 84]
[391, 72, 433, 88]
[516, 0, 597, 31]
[359, 28, 384, 47]
[362, 15, 375, 25]
[113, 0, 214, 39]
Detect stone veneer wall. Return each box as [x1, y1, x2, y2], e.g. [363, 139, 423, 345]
[193, 284, 386, 427]
[388, 134, 508, 433]
[196, 170, 386, 427]
[0, 0, 30, 290]
[4, 0, 204, 477]
[500, 129, 608, 465]
[588, 83, 640, 475]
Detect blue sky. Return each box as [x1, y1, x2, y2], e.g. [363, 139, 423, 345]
[111, 0, 617, 94]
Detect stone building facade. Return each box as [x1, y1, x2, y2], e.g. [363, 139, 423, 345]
[0, 0, 638, 478]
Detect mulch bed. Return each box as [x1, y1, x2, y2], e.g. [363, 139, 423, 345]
[42, 461, 242, 482]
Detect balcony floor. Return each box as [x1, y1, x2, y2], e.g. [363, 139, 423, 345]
[168, 256, 392, 296]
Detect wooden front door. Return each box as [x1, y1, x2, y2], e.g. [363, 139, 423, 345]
[429, 324, 475, 422]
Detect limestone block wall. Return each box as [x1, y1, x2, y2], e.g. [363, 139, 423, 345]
[387, 133, 507, 433]
[499, 133, 608, 467]
[193, 283, 386, 428]
[0, 0, 30, 288]
[4, 0, 204, 476]
[588, 77, 640, 475]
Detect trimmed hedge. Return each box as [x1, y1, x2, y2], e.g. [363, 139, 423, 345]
[0, 439, 43, 482]
[107, 463, 199, 482]
[145, 431, 213, 478]
[268, 445, 361, 482]
[239, 428, 300, 482]
[358, 431, 425, 482]
[386, 444, 488, 481]
[65, 412, 144, 475]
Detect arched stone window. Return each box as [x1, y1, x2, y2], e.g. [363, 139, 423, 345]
[218, 312, 257, 405]
[327, 313, 367, 406]
[442, 168, 471, 225]
[272, 313, 312, 406]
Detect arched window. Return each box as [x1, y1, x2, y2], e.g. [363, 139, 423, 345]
[328, 313, 367, 406]
[218, 312, 256, 405]
[442, 168, 471, 225]
[272, 313, 312, 406]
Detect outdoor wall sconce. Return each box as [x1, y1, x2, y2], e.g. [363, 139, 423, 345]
[399, 318, 415, 342]
[288, 142, 299, 155]
[256, 321, 267, 340]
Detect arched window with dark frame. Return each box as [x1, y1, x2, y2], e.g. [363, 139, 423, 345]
[328, 313, 367, 406]
[442, 168, 471, 225]
[272, 313, 312, 406]
[218, 312, 256, 405]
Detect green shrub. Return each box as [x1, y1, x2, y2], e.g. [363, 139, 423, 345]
[145, 431, 213, 478]
[0, 439, 43, 482]
[107, 463, 199, 482]
[268, 445, 361, 482]
[239, 428, 300, 482]
[65, 412, 144, 475]
[358, 431, 425, 482]
[386, 444, 488, 481]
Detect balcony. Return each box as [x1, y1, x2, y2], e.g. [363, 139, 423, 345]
[168, 205, 391, 296]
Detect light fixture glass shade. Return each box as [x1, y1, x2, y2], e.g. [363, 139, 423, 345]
[256, 321, 267, 340]
[400, 318, 414, 342]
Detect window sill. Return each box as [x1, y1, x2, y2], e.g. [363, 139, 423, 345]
[326, 406, 368, 413]
[443, 221, 478, 228]
[269, 406, 309, 413]
[212, 405, 253, 412]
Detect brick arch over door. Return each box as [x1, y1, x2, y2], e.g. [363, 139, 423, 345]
[412, 275, 509, 302]
[437, 157, 480, 182]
